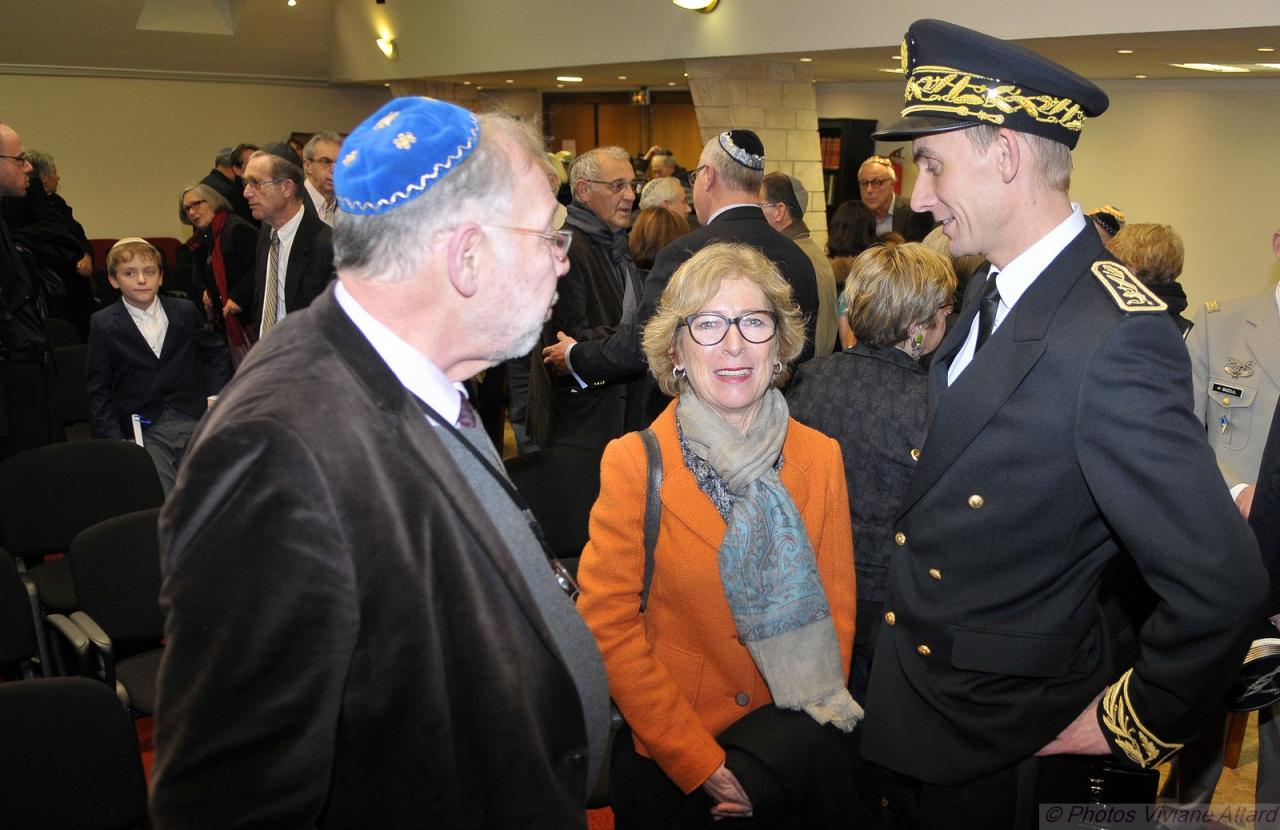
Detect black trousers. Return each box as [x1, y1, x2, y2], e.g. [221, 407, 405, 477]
[610, 705, 868, 830]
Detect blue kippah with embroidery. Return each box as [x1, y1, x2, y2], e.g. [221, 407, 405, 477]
[334, 96, 480, 216]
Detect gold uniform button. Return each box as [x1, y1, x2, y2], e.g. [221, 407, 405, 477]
[917, 644, 932, 656]
[910, 448, 921, 461]
[928, 568, 942, 581]
[735, 692, 751, 707]
[967, 494, 984, 509]
[884, 611, 896, 626]
[894, 532, 906, 546]
[1222, 397, 1231, 406]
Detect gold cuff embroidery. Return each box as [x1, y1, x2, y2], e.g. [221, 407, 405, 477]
[1091, 262, 1168, 313]
[903, 65, 1086, 133]
[1101, 669, 1183, 768]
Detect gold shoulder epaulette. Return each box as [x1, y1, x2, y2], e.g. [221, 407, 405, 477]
[1091, 262, 1168, 313]
[1100, 669, 1183, 768]
[1205, 300, 1221, 313]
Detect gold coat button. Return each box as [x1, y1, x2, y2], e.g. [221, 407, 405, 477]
[928, 568, 942, 581]
[1222, 397, 1232, 406]
[917, 644, 932, 656]
[884, 611, 896, 626]
[894, 532, 906, 546]
[910, 448, 921, 461]
[967, 494, 984, 509]
[735, 692, 751, 707]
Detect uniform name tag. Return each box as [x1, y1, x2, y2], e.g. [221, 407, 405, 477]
[1212, 383, 1243, 397]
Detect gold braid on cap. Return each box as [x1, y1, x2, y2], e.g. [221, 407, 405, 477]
[902, 65, 1086, 133]
[1100, 669, 1183, 768]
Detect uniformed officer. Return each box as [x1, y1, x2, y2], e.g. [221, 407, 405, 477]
[860, 19, 1269, 828]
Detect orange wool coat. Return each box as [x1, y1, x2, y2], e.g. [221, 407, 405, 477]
[577, 401, 856, 794]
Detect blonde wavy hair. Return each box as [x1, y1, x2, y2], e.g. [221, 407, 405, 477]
[842, 242, 956, 347]
[643, 242, 804, 397]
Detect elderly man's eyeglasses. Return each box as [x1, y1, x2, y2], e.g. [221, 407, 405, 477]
[182, 199, 208, 214]
[688, 165, 707, 185]
[484, 226, 574, 258]
[308, 157, 336, 169]
[243, 177, 285, 191]
[858, 177, 893, 189]
[0, 153, 28, 165]
[681, 311, 778, 346]
[586, 178, 633, 194]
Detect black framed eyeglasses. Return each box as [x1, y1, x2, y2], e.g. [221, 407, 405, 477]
[0, 153, 27, 164]
[484, 226, 573, 258]
[586, 178, 633, 194]
[688, 165, 707, 185]
[680, 310, 778, 346]
[858, 177, 893, 189]
[182, 199, 208, 214]
[243, 177, 285, 191]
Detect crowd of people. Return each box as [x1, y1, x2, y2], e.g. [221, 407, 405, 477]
[1, 15, 1277, 830]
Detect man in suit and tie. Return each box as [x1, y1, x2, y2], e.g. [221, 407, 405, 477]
[86, 238, 230, 493]
[855, 154, 934, 243]
[543, 129, 820, 424]
[243, 148, 334, 341]
[150, 97, 609, 828]
[302, 131, 341, 227]
[859, 20, 1268, 828]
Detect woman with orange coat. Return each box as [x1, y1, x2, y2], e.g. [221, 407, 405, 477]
[577, 242, 860, 829]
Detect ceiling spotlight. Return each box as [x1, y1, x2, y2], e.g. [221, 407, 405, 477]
[1116, 49, 1134, 55]
[1171, 62, 1250, 73]
[618, 75, 628, 80]
[1134, 74, 1148, 79]
[556, 75, 583, 83]
[462, 80, 471, 85]
[556, 84, 565, 88]
[1259, 47, 1277, 53]
[799, 57, 813, 63]
[287, 0, 296, 6]
[667, 81, 677, 86]
[672, 0, 718, 10]
[504, 79, 514, 84]
[376, 36, 397, 61]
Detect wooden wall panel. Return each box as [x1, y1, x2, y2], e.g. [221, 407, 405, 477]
[545, 102, 595, 155]
[650, 102, 702, 169]
[596, 103, 642, 153]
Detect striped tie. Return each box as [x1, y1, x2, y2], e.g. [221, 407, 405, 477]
[260, 230, 281, 337]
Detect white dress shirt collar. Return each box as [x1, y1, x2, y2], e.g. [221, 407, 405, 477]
[707, 202, 762, 225]
[124, 296, 168, 358]
[334, 281, 466, 425]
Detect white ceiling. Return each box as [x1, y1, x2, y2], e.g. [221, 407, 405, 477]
[2, 1, 1278, 91]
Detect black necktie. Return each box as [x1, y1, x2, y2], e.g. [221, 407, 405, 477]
[975, 273, 1001, 353]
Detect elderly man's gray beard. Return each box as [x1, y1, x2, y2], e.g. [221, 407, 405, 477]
[489, 289, 559, 364]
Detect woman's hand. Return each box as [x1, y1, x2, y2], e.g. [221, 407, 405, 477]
[223, 298, 241, 317]
[702, 763, 753, 820]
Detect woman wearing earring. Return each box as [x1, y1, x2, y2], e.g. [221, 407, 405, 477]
[785, 242, 956, 706]
[577, 242, 860, 829]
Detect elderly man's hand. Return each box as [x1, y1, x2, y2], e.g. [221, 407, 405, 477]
[542, 331, 576, 375]
[1036, 689, 1110, 757]
[223, 299, 241, 318]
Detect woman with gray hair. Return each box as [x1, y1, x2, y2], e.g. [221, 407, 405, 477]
[179, 182, 257, 365]
[785, 242, 956, 704]
[578, 241, 860, 828]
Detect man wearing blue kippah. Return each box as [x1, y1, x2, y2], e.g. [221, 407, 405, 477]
[859, 19, 1268, 828]
[151, 98, 610, 828]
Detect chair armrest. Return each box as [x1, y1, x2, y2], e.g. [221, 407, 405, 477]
[46, 613, 91, 677]
[69, 610, 117, 690]
[15, 569, 52, 674]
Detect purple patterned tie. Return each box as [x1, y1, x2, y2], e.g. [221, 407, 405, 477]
[456, 391, 477, 429]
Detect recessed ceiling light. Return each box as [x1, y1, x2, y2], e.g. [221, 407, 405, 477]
[462, 80, 471, 85]
[799, 57, 813, 63]
[1134, 74, 1148, 79]
[383, 82, 390, 87]
[683, 72, 689, 78]
[556, 75, 583, 83]
[667, 81, 677, 86]
[877, 67, 905, 74]
[618, 75, 628, 80]
[287, 0, 296, 6]
[1116, 49, 1134, 55]
[557, 84, 565, 88]
[1258, 47, 1276, 53]
[504, 79, 514, 84]
[476, 86, 483, 91]
[1171, 62, 1250, 73]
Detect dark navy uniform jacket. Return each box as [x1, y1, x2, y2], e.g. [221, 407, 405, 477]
[861, 226, 1269, 785]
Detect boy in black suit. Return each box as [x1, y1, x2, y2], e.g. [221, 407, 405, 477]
[86, 238, 231, 493]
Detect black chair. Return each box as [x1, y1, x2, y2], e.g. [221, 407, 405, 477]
[45, 316, 81, 348]
[0, 555, 51, 678]
[0, 441, 164, 614]
[49, 509, 164, 714]
[504, 446, 604, 578]
[53, 344, 92, 440]
[0, 677, 149, 829]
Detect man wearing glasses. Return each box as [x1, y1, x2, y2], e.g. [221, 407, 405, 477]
[855, 154, 934, 242]
[302, 131, 342, 226]
[151, 98, 607, 827]
[526, 145, 645, 451]
[0, 122, 58, 460]
[242, 147, 334, 341]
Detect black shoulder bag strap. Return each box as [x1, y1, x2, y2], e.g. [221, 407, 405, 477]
[638, 428, 662, 613]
